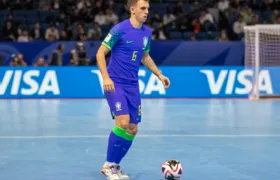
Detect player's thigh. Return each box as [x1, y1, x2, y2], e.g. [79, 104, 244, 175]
[104, 85, 129, 116]
[104, 86, 130, 128]
[125, 86, 142, 125]
[114, 115, 130, 129]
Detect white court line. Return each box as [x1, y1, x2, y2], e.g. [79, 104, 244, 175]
[0, 134, 280, 139]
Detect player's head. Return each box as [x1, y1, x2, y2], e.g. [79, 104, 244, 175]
[127, 0, 149, 24]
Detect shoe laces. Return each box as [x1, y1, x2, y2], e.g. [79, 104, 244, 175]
[115, 165, 125, 174]
[109, 165, 118, 174]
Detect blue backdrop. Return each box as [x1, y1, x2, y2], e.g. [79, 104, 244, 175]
[0, 41, 245, 66]
[0, 66, 278, 99]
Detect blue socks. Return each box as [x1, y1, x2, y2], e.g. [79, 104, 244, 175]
[106, 129, 124, 163]
[106, 126, 135, 164]
[115, 133, 134, 164]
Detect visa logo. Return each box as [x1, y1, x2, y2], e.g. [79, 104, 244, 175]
[200, 69, 273, 95]
[0, 70, 60, 96]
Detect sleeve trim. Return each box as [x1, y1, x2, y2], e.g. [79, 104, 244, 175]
[102, 42, 112, 50]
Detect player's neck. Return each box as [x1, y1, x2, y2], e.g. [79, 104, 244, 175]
[129, 17, 143, 29]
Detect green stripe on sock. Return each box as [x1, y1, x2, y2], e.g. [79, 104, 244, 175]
[112, 126, 135, 141]
[124, 132, 135, 141]
[112, 126, 126, 138]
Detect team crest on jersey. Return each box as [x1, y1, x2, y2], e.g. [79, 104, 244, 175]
[115, 102, 122, 111]
[143, 36, 148, 49]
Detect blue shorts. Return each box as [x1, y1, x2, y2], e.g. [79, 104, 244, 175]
[104, 85, 141, 124]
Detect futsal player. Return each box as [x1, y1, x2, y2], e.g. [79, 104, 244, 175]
[96, 0, 170, 179]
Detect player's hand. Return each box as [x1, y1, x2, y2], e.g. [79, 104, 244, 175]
[158, 74, 170, 88]
[103, 77, 115, 92]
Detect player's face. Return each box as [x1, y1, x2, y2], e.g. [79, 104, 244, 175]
[132, 0, 149, 23]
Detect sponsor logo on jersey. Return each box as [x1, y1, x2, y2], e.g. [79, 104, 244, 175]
[104, 33, 112, 43]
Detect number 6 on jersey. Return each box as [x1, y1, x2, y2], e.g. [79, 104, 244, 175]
[132, 51, 138, 61]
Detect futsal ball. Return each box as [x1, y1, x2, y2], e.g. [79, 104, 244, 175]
[161, 159, 183, 180]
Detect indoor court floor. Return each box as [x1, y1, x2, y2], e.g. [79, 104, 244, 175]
[0, 99, 279, 180]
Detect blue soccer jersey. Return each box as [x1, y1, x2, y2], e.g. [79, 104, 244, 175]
[102, 19, 152, 86]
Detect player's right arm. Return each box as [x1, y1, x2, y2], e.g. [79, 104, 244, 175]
[96, 45, 114, 92]
[96, 26, 121, 92]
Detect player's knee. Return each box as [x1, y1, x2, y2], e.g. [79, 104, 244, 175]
[127, 124, 138, 135]
[115, 115, 130, 129]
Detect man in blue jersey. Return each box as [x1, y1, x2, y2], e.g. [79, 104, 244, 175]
[96, 0, 170, 179]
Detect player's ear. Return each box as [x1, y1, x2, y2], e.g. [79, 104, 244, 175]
[130, 6, 135, 15]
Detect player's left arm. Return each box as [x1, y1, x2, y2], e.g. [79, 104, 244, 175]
[142, 52, 170, 88]
[141, 52, 161, 77]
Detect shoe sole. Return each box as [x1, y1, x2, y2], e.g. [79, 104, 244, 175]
[101, 169, 120, 180]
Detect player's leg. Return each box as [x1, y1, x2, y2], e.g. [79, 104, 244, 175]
[114, 86, 141, 179]
[114, 121, 139, 165]
[101, 86, 131, 180]
[115, 86, 141, 164]
[102, 115, 131, 180]
[116, 123, 138, 163]
[114, 123, 137, 180]
[105, 114, 130, 165]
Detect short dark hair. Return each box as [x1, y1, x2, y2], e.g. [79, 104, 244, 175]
[127, 0, 149, 8]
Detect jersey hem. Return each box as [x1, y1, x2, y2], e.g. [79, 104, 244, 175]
[110, 77, 139, 87]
